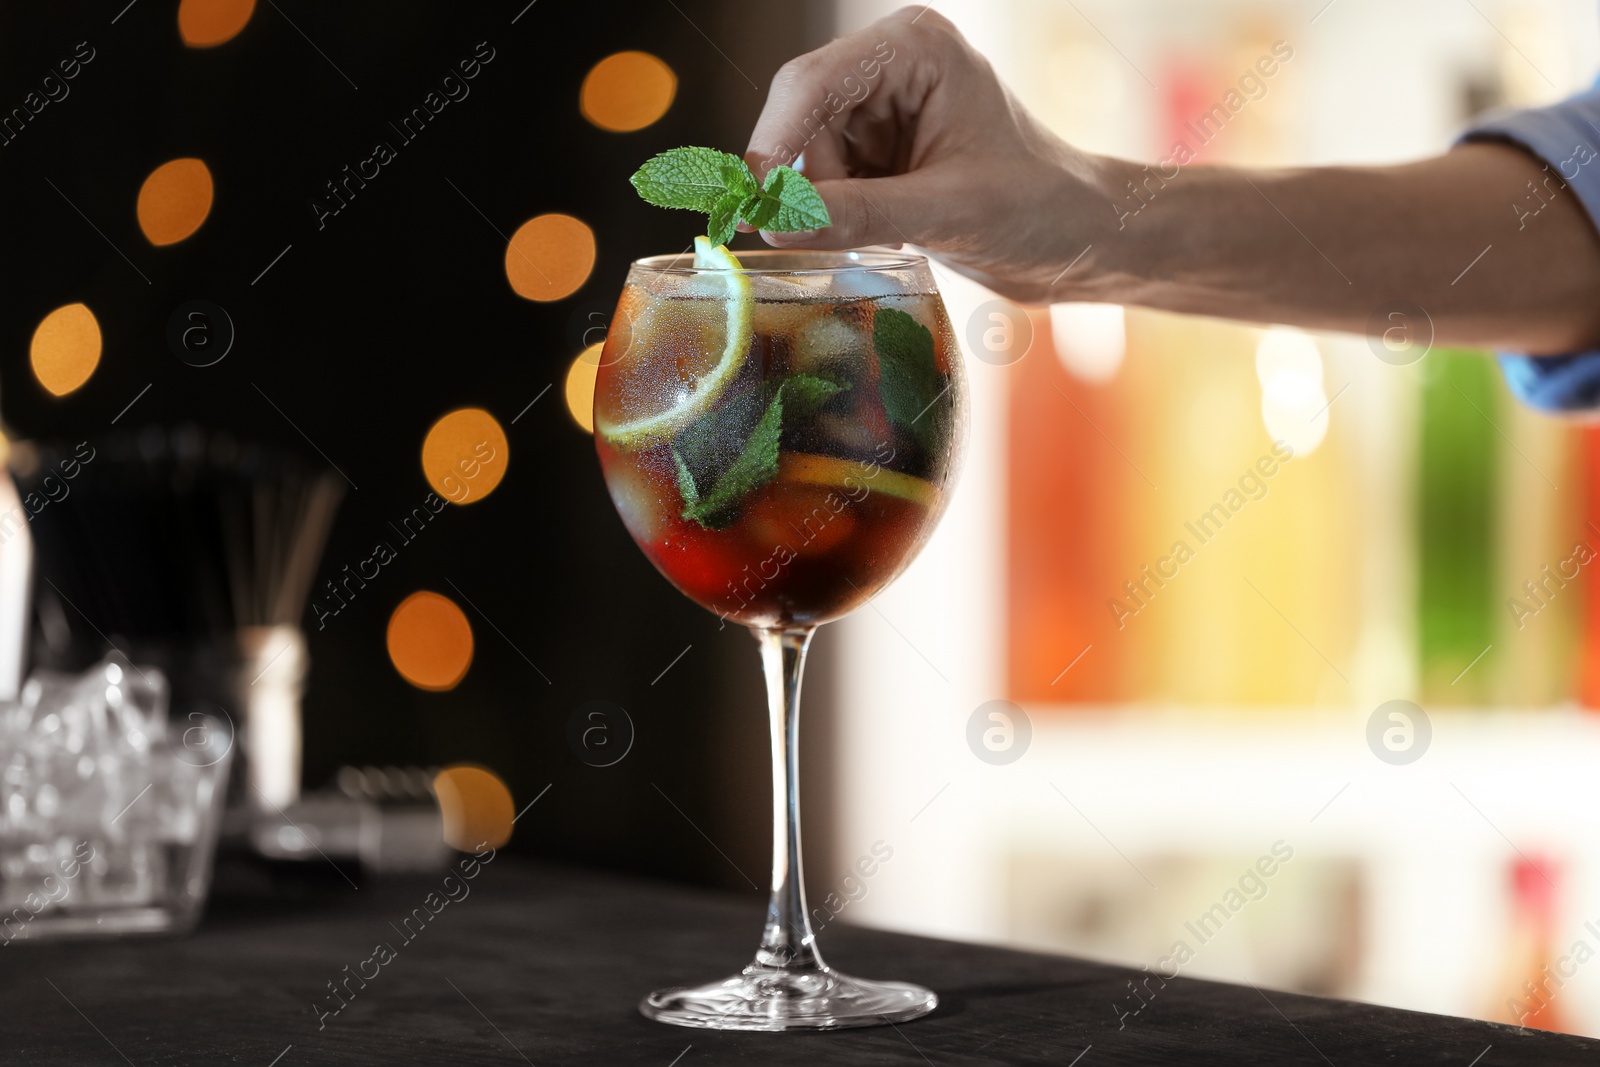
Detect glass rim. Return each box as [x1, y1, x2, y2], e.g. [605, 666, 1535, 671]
[631, 247, 927, 276]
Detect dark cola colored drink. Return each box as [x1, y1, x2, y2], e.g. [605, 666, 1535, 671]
[596, 280, 962, 628]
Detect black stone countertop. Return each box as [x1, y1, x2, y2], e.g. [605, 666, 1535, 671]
[6, 856, 1593, 1065]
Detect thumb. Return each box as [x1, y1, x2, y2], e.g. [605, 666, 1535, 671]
[761, 174, 924, 250]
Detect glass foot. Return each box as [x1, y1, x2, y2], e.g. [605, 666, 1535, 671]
[640, 964, 937, 1031]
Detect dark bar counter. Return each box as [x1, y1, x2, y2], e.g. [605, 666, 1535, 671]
[6, 857, 1592, 1066]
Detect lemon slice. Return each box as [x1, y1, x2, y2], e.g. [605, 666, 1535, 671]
[594, 236, 753, 450]
[778, 452, 937, 508]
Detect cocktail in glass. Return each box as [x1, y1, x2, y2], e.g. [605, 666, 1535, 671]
[594, 247, 965, 1030]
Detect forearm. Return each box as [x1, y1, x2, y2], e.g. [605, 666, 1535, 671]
[1070, 143, 1600, 354]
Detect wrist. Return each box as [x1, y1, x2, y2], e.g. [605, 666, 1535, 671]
[1054, 154, 1156, 303]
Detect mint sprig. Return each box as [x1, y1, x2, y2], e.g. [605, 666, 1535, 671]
[631, 147, 832, 247]
[672, 373, 846, 529]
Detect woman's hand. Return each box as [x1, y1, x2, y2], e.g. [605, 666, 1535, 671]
[743, 7, 1113, 304]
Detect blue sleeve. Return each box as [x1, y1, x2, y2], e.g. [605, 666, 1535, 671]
[1459, 87, 1600, 413]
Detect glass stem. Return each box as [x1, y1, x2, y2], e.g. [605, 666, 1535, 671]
[753, 626, 825, 973]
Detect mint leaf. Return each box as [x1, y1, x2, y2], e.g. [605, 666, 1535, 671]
[631, 147, 755, 214]
[744, 193, 780, 232]
[671, 449, 700, 510]
[674, 385, 766, 488]
[760, 165, 831, 231]
[875, 309, 940, 426]
[708, 191, 744, 248]
[781, 373, 845, 415]
[631, 147, 830, 242]
[673, 374, 849, 530]
[874, 308, 949, 453]
[683, 388, 784, 529]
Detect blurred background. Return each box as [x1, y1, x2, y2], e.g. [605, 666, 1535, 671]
[0, 0, 831, 901]
[6, 0, 1600, 1039]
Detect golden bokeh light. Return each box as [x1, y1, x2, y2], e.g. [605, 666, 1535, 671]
[137, 158, 214, 246]
[30, 303, 102, 398]
[387, 591, 474, 692]
[433, 765, 515, 851]
[564, 343, 603, 433]
[505, 213, 595, 302]
[421, 408, 509, 505]
[580, 51, 677, 132]
[178, 0, 256, 48]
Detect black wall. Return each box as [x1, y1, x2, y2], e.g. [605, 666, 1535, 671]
[0, 0, 833, 891]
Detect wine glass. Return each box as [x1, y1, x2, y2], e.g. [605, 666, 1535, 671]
[593, 247, 966, 1031]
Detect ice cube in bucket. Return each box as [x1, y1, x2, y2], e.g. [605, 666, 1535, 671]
[0, 657, 233, 941]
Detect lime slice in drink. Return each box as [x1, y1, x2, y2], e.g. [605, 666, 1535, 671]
[594, 236, 754, 451]
[777, 452, 937, 508]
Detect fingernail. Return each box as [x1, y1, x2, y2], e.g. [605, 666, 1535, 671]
[763, 228, 817, 244]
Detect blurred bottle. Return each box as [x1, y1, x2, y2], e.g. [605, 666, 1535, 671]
[1580, 427, 1600, 710]
[1486, 856, 1570, 1032]
[1418, 351, 1497, 704]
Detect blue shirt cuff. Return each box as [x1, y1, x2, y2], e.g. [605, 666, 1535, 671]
[1498, 352, 1600, 413]
[1460, 88, 1600, 412]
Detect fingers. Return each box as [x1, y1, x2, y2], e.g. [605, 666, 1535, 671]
[745, 7, 947, 181]
[761, 174, 926, 249]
